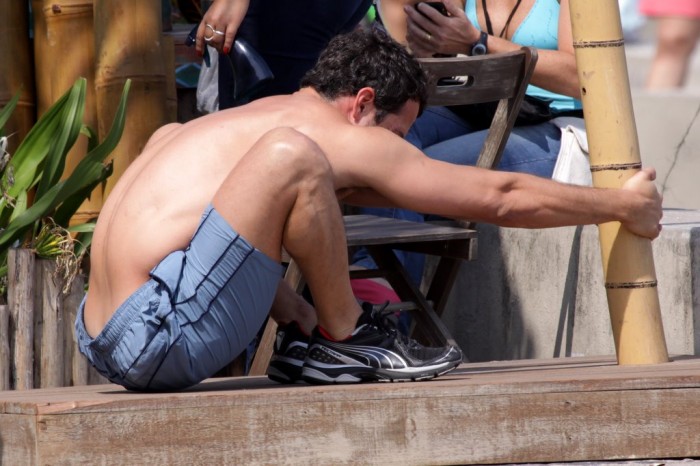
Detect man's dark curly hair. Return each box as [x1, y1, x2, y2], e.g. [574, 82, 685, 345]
[300, 27, 428, 123]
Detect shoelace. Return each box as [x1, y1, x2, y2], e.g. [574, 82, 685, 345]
[368, 302, 415, 347]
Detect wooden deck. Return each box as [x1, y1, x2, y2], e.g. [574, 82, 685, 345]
[2, 355, 700, 465]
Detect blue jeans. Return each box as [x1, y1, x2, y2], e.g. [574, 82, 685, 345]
[219, 0, 373, 107]
[409, 107, 561, 175]
[353, 107, 563, 284]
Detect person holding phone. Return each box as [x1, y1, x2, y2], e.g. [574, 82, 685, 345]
[387, 0, 582, 169]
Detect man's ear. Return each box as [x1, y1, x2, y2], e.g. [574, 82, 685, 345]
[350, 87, 378, 124]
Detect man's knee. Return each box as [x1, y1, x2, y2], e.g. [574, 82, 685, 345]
[257, 127, 332, 178]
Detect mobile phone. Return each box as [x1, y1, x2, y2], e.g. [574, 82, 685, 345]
[415, 1, 448, 16]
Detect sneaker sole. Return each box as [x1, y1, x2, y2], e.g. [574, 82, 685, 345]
[301, 359, 460, 385]
[266, 357, 304, 384]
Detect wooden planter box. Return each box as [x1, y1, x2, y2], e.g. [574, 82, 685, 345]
[1, 248, 105, 390]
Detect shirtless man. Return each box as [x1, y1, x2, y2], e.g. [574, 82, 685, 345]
[76, 28, 662, 391]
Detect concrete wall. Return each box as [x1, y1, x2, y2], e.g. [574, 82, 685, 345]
[440, 209, 700, 362]
[622, 26, 700, 210]
[633, 91, 700, 210]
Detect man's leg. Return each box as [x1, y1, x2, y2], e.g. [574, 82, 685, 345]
[214, 128, 462, 385]
[211, 127, 362, 339]
[269, 280, 315, 333]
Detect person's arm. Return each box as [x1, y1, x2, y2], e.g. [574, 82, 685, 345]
[195, 0, 250, 56]
[341, 132, 662, 239]
[405, 0, 581, 98]
[376, 0, 417, 46]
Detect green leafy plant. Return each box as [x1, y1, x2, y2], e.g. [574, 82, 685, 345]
[0, 77, 131, 301]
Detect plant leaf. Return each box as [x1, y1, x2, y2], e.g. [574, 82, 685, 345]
[53, 161, 112, 226]
[35, 79, 86, 199]
[67, 222, 96, 233]
[8, 190, 27, 223]
[0, 91, 20, 133]
[0, 79, 131, 248]
[0, 84, 73, 222]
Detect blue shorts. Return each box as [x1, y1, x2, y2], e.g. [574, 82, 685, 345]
[75, 205, 284, 391]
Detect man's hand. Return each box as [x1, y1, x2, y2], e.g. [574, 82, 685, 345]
[621, 167, 663, 239]
[196, 0, 250, 56]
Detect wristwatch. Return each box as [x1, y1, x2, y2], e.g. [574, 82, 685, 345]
[470, 31, 488, 56]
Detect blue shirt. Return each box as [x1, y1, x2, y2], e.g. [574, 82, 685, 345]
[465, 0, 582, 113]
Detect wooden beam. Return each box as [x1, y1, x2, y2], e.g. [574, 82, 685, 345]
[2, 356, 700, 464]
[0, 305, 9, 391]
[8, 248, 35, 390]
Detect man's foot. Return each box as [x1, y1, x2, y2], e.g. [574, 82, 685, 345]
[301, 303, 463, 384]
[266, 321, 309, 383]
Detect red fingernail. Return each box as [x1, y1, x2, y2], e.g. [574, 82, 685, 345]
[223, 46, 229, 54]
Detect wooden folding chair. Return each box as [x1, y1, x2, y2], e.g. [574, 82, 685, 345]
[247, 47, 538, 376]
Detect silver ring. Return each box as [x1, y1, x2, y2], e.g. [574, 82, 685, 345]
[426, 32, 432, 41]
[214, 29, 225, 36]
[204, 23, 216, 41]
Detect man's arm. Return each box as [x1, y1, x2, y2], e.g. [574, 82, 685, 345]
[338, 131, 662, 240]
[470, 167, 663, 239]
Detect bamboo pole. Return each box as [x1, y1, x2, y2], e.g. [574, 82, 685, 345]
[568, 0, 668, 365]
[94, 0, 170, 198]
[34, 0, 102, 224]
[0, 0, 36, 154]
[8, 249, 35, 390]
[31, 0, 50, 116]
[0, 305, 9, 391]
[162, 33, 179, 122]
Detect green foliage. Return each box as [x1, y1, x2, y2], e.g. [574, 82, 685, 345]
[0, 78, 131, 300]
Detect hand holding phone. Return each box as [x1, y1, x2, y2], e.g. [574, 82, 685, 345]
[415, 2, 448, 16]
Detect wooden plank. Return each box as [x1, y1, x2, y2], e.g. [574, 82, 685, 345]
[0, 412, 37, 465]
[8, 248, 35, 390]
[0, 305, 9, 390]
[2, 356, 700, 464]
[33, 260, 43, 388]
[63, 275, 88, 386]
[38, 260, 64, 388]
[344, 215, 476, 246]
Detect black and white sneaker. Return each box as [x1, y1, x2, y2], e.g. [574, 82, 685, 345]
[301, 303, 463, 384]
[266, 321, 309, 384]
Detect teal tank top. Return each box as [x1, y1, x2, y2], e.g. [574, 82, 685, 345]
[465, 0, 582, 113]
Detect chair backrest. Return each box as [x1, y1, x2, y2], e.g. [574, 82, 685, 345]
[418, 47, 538, 170]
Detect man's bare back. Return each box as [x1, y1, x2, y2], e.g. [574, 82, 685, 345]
[85, 90, 399, 333]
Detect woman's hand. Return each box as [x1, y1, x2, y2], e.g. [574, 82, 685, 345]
[195, 0, 250, 55]
[404, 0, 479, 57]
